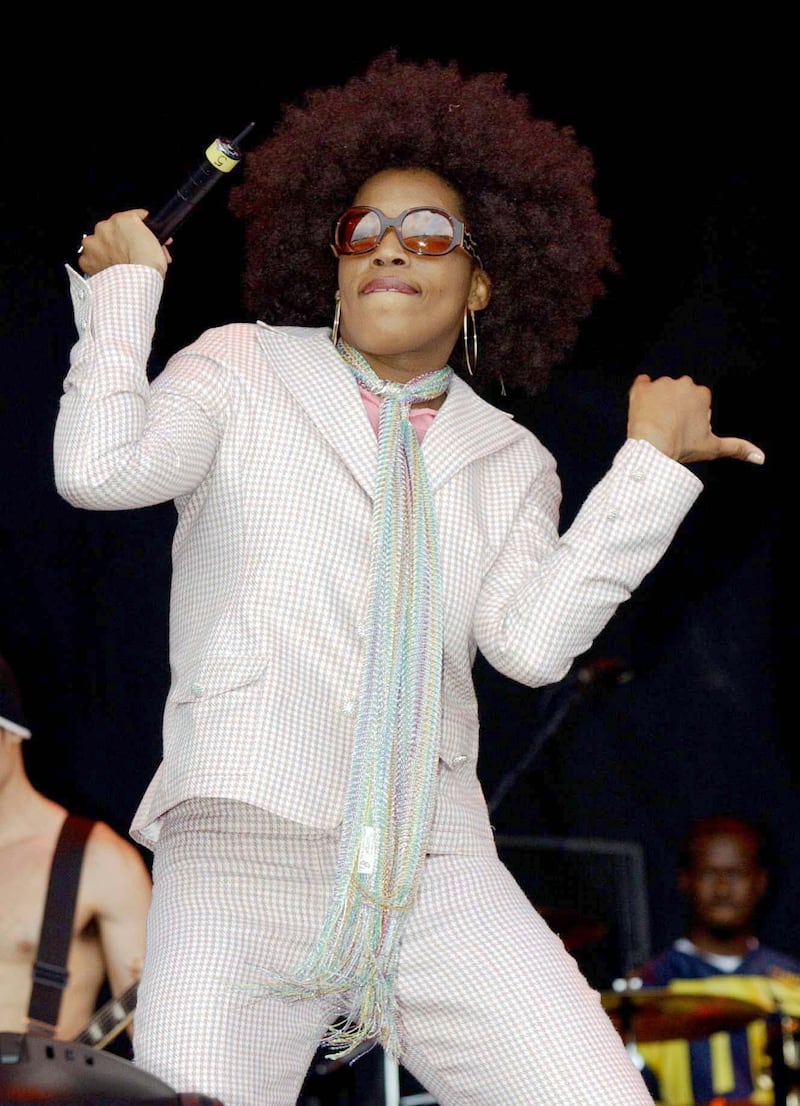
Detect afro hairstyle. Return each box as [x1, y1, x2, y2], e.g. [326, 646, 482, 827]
[229, 50, 616, 397]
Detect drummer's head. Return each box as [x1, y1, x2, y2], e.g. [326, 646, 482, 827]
[677, 814, 769, 940]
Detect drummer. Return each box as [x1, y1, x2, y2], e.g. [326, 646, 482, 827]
[629, 814, 800, 1105]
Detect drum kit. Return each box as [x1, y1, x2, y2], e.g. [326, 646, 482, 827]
[541, 906, 800, 1106]
[602, 983, 800, 1106]
[600, 980, 766, 1044]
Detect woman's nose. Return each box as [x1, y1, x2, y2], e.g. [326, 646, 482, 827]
[371, 229, 408, 264]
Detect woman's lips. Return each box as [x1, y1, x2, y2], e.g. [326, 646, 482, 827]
[361, 277, 417, 294]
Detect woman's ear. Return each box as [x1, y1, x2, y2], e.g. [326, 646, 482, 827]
[468, 269, 492, 312]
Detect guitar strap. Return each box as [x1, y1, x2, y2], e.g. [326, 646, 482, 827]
[27, 813, 96, 1037]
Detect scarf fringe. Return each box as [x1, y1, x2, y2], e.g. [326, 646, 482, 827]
[259, 891, 406, 1059]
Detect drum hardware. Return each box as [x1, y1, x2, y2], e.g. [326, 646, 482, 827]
[603, 982, 766, 1105]
[767, 1013, 800, 1106]
[603, 980, 800, 1105]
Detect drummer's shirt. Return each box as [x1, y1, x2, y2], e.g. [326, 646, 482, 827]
[635, 940, 800, 1104]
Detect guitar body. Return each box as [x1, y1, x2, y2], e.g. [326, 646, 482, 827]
[0, 984, 229, 1102]
[0, 1029, 174, 1101]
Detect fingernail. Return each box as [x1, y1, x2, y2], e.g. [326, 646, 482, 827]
[747, 450, 765, 465]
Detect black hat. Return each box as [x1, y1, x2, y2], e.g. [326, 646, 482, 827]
[0, 653, 31, 739]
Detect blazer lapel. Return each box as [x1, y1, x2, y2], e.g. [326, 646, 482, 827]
[422, 375, 526, 491]
[255, 323, 379, 499]
[255, 325, 525, 498]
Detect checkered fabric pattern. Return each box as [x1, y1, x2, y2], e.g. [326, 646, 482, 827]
[54, 264, 703, 1105]
[54, 264, 701, 855]
[135, 799, 655, 1106]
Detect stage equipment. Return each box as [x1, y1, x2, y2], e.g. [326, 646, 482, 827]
[601, 985, 765, 1043]
[0, 1031, 224, 1104]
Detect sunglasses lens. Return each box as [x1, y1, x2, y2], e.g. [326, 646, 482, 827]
[337, 209, 382, 254]
[401, 209, 456, 254]
[334, 207, 464, 257]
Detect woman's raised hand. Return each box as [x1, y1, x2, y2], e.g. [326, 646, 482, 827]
[627, 373, 765, 466]
[77, 210, 172, 278]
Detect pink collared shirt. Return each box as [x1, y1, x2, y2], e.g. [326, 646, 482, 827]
[358, 385, 438, 441]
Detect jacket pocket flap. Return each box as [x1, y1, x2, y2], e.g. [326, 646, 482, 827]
[172, 655, 270, 702]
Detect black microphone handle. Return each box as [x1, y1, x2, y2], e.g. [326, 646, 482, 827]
[145, 169, 218, 241]
[145, 126, 255, 243]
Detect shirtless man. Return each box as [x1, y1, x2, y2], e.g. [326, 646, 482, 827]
[0, 652, 152, 1042]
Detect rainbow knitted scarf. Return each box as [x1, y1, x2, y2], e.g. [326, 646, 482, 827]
[267, 339, 452, 1060]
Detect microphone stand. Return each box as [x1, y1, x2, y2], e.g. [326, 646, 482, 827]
[487, 657, 633, 816]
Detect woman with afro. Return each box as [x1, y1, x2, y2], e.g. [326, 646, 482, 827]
[55, 50, 764, 1106]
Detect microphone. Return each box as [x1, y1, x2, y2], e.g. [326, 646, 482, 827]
[145, 122, 256, 243]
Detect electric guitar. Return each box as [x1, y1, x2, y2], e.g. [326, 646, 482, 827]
[71, 979, 138, 1050]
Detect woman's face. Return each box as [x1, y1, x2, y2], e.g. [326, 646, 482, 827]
[335, 168, 490, 383]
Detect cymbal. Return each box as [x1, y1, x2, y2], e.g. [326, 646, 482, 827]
[601, 986, 766, 1042]
[537, 906, 608, 951]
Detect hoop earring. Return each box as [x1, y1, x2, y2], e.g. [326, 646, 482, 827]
[331, 291, 341, 346]
[462, 307, 477, 376]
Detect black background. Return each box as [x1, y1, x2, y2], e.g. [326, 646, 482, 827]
[0, 18, 792, 977]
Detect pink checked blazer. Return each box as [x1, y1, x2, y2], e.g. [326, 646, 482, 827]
[54, 265, 702, 852]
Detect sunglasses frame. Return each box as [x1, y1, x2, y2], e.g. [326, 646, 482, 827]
[331, 205, 482, 267]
